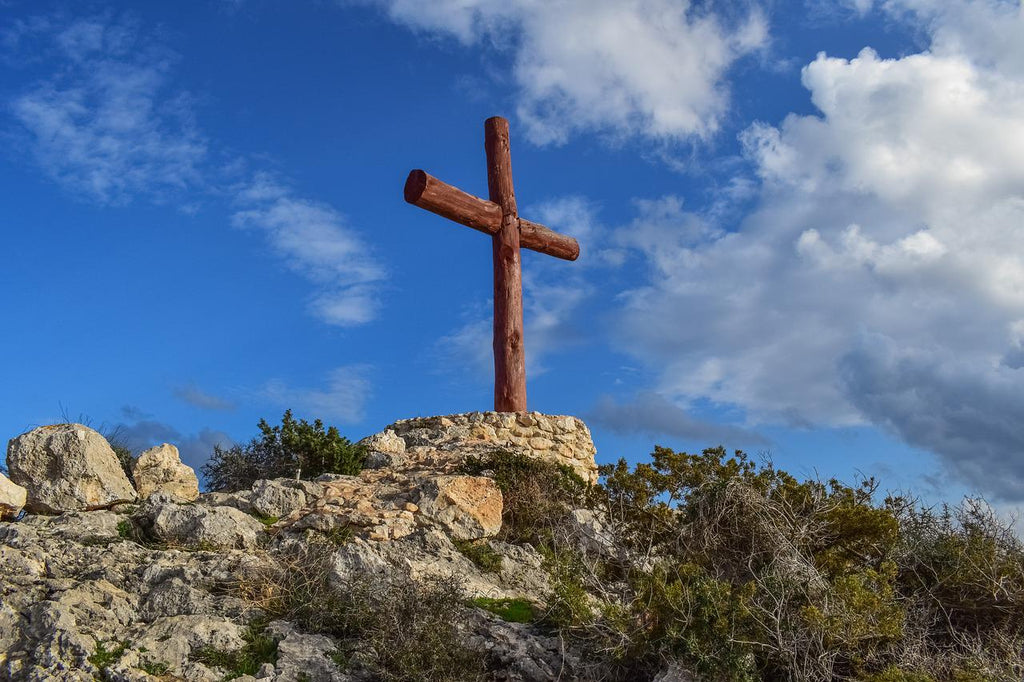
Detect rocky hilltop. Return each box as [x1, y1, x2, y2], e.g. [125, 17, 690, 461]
[0, 413, 612, 682]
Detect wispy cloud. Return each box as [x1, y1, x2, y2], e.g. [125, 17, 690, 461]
[355, 0, 767, 145]
[232, 173, 387, 326]
[173, 384, 237, 412]
[5, 14, 387, 329]
[260, 364, 372, 424]
[7, 15, 206, 204]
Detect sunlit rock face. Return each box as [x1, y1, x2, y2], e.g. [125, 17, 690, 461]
[0, 472, 27, 519]
[7, 424, 137, 513]
[132, 443, 200, 503]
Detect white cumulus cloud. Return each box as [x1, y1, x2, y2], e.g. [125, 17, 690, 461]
[356, 0, 767, 144]
[611, 0, 1024, 500]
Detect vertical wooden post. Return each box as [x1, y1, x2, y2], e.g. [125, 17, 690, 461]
[484, 116, 527, 412]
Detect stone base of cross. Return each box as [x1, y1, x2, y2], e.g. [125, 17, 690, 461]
[404, 117, 580, 412]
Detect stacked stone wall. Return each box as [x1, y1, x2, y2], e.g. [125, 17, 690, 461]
[385, 412, 598, 483]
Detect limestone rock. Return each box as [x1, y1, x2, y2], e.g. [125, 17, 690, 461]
[0, 413, 605, 679]
[0, 475, 580, 680]
[132, 443, 200, 502]
[265, 621, 351, 681]
[361, 428, 408, 470]
[417, 475, 503, 540]
[566, 508, 616, 557]
[249, 478, 320, 519]
[277, 413, 599, 547]
[198, 489, 254, 514]
[7, 424, 137, 513]
[360, 428, 405, 455]
[141, 496, 266, 549]
[0, 472, 27, 519]
[466, 609, 580, 681]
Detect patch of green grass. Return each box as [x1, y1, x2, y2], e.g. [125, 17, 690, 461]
[139, 660, 170, 676]
[454, 539, 503, 573]
[250, 512, 280, 526]
[194, 621, 279, 680]
[116, 518, 133, 540]
[329, 648, 350, 669]
[89, 639, 128, 678]
[472, 597, 536, 623]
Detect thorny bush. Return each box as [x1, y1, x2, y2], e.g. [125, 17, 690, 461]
[544, 446, 1024, 682]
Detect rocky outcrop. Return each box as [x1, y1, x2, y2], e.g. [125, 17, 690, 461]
[0, 473, 27, 519]
[132, 443, 200, 502]
[0, 509, 264, 681]
[6, 424, 137, 513]
[0, 413, 604, 681]
[271, 412, 598, 545]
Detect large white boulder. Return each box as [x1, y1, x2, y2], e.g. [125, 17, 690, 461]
[0, 473, 27, 519]
[7, 424, 137, 513]
[132, 444, 199, 502]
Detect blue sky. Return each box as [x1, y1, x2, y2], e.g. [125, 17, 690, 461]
[2, 0, 1023, 510]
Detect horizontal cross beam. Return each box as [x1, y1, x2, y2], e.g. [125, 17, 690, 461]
[404, 169, 580, 261]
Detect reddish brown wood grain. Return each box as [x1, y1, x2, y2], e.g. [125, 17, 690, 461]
[485, 117, 527, 413]
[404, 170, 502, 236]
[404, 170, 579, 261]
[520, 219, 579, 261]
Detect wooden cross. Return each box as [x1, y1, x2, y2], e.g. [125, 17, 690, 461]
[404, 116, 580, 413]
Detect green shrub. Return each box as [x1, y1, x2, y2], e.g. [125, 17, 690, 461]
[138, 660, 170, 676]
[462, 449, 589, 546]
[89, 640, 127, 673]
[116, 519, 133, 540]
[537, 446, 1024, 682]
[202, 410, 365, 492]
